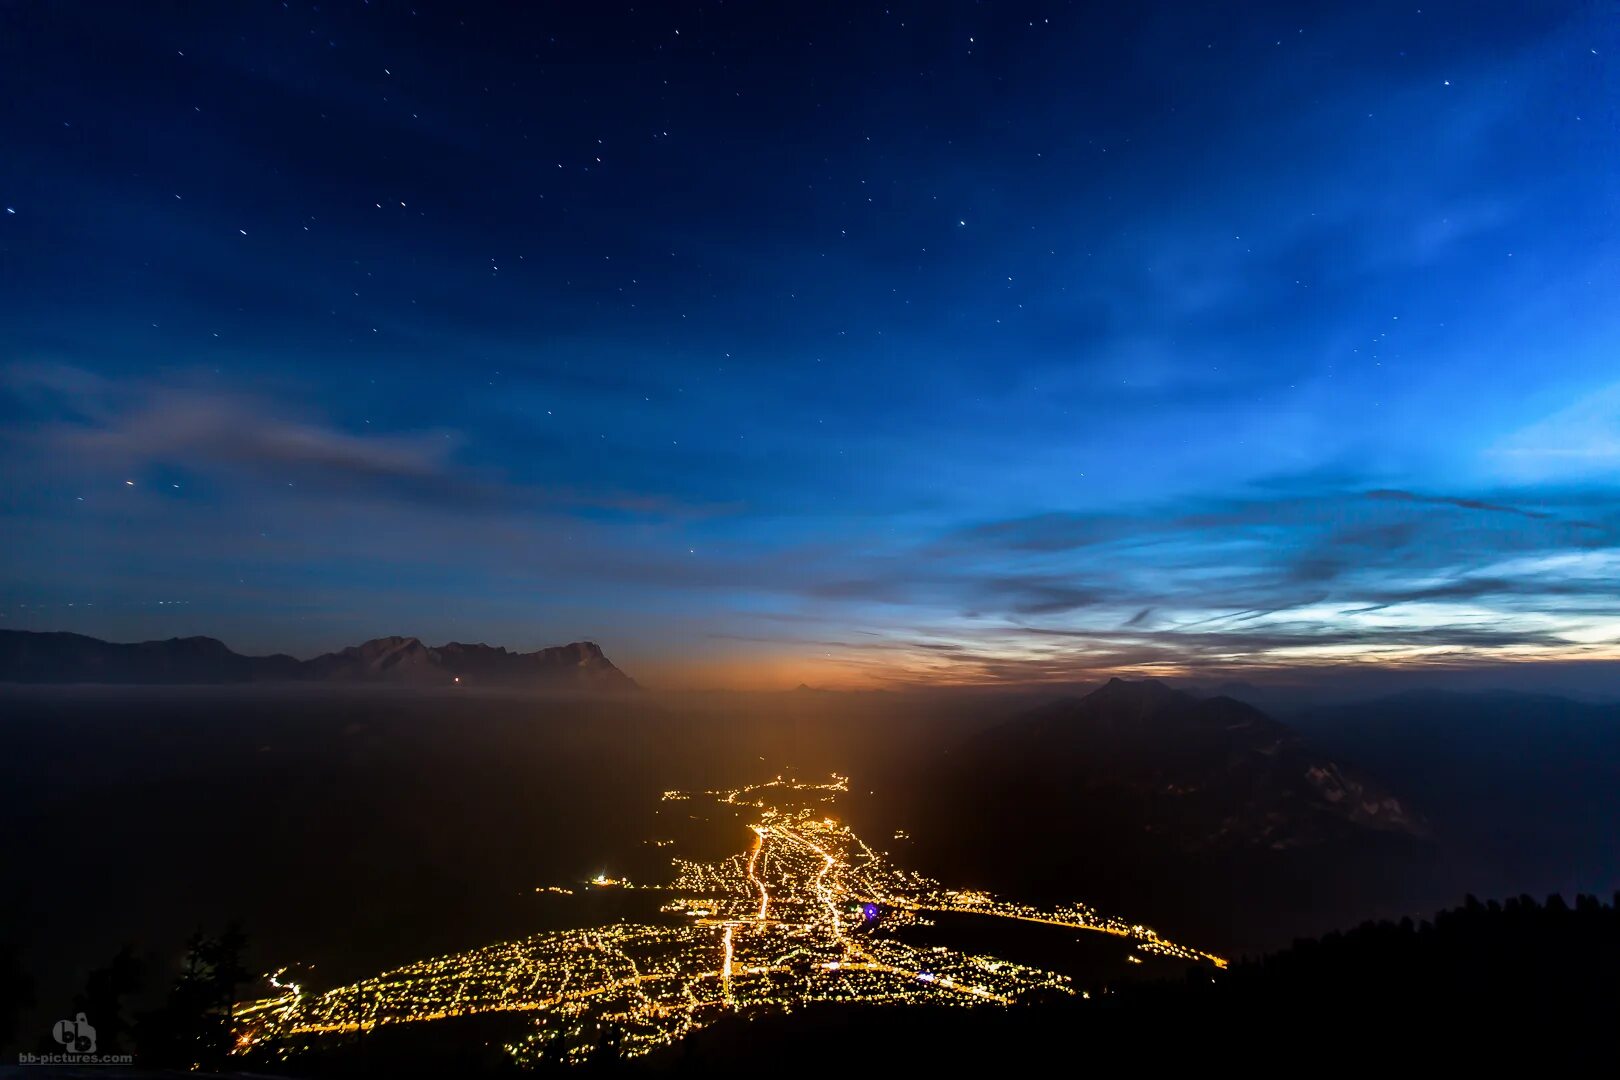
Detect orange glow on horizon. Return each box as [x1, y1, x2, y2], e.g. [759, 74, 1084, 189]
[630, 640, 1620, 693]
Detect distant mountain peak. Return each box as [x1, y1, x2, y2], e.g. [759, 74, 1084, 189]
[1091, 676, 1184, 700]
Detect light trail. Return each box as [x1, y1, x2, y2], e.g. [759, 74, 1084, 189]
[745, 825, 770, 919]
[721, 923, 735, 1004]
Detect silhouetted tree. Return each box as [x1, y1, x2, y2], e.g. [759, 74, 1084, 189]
[0, 943, 34, 1053]
[540, 1030, 570, 1067]
[71, 946, 142, 1054]
[138, 923, 249, 1069]
[587, 1020, 624, 1071]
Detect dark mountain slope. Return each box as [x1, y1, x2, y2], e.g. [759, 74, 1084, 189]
[957, 677, 1419, 852]
[906, 678, 1435, 951]
[0, 631, 301, 685]
[1291, 689, 1620, 901]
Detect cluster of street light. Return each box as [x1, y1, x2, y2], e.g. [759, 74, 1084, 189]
[235, 774, 1223, 1064]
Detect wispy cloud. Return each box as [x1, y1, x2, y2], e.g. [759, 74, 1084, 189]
[1492, 382, 1620, 480]
[1, 364, 720, 518]
[740, 484, 1620, 683]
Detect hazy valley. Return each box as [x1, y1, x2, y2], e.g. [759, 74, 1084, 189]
[5, 640, 1617, 1066]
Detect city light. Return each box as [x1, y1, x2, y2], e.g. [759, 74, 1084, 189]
[234, 774, 1224, 1063]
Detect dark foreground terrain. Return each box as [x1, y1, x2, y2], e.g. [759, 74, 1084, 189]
[10, 894, 1609, 1074]
[664, 892, 1620, 1071]
[3, 680, 1617, 1069]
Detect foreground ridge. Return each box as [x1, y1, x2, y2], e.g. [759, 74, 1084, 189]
[235, 775, 1223, 1064]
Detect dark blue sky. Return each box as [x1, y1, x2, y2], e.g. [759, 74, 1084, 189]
[2, 2, 1617, 687]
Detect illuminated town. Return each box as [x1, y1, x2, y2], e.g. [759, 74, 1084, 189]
[235, 776, 1225, 1064]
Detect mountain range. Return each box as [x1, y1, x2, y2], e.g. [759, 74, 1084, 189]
[0, 630, 637, 691]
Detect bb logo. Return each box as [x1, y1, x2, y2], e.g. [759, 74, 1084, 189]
[52, 1012, 97, 1054]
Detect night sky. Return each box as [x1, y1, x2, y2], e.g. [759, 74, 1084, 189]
[2, 2, 1617, 688]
